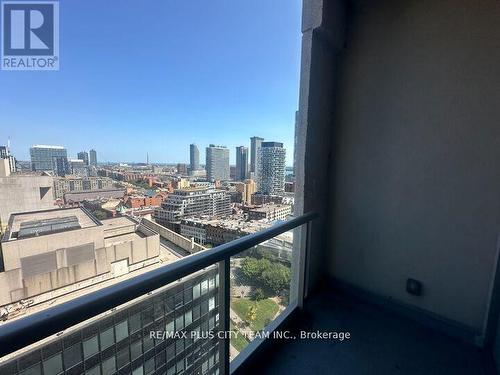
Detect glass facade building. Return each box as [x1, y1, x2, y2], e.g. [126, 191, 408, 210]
[0, 267, 221, 375]
[30, 146, 69, 177]
[205, 146, 229, 182]
[189, 144, 200, 173]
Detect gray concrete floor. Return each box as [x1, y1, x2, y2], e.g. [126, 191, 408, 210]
[255, 291, 494, 375]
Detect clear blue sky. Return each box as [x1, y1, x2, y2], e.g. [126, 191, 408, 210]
[0, 0, 303, 165]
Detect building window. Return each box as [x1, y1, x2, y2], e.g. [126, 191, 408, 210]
[99, 327, 114, 350]
[63, 343, 82, 370]
[144, 358, 155, 375]
[129, 313, 141, 333]
[208, 297, 215, 311]
[43, 353, 63, 375]
[193, 283, 201, 299]
[116, 347, 130, 369]
[131, 339, 143, 361]
[185, 310, 193, 326]
[193, 304, 201, 321]
[143, 335, 154, 353]
[201, 280, 208, 295]
[114, 320, 129, 342]
[85, 365, 100, 375]
[166, 319, 174, 333]
[101, 356, 116, 374]
[83, 335, 99, 359]
[175, 314, 184, 330]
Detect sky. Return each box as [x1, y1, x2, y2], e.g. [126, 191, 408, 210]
[0, 0, 303, 165]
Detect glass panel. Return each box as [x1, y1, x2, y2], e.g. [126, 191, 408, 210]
[83, 335, 99, 359]
[229, 225, 303, 360]
[63, 343, 82, 369]
[131, 339, 143, 361]
[20, 363, 41, 375]
[116, 347, 130, 369]
[86, 365, 101, 375]
[101, 356, 116, 374]
[43, 353, 63, 375]
[115, 319, 129, 342]
[0, 265, 220, 375]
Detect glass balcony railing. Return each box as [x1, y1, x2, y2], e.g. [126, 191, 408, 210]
[0, 212, 317, 375]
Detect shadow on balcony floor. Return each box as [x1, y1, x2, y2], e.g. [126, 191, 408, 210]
[244, 290, 495, 375]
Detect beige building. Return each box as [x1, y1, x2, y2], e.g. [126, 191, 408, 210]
[53, 176, 114, 199]
[235, 179, 256, 204]
[0, 207, 160, 309]
[248, 204, 292, 221]
[0, 162, 54, 231]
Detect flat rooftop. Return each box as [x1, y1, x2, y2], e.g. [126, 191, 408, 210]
[4, 208, 100, 242]
[104, 232, 146, 247]
[250, 204, 292, 213]
[101, 216, 136, 230]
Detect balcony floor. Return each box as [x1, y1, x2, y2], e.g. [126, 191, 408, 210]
[247, 290, 495, 375]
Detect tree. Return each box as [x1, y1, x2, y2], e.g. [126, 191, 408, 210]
[253, 288, 265, 301]
[241, 257, 271, 280]
[261, 263, 291, 294]
[256, 248, 278, 262]
[93, 210, 108, 220]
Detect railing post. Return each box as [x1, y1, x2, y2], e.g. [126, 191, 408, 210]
[298, 220, 312, 309]
[218, 258, 231, 375]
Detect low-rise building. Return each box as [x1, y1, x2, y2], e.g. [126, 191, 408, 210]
[248, 204, 292, 221]
[251, 192, 295, 206]
[180, 216, 273, 246]
[53, 176, 115, 199]
[124, 192, 167, 209]
[63, 189, 126, 203]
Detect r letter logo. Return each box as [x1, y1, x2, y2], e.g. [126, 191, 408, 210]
[1, 1, 59, 70]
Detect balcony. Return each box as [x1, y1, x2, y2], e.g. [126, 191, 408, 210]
[0, 213, 316, 374]
[2, 0, 500, 374]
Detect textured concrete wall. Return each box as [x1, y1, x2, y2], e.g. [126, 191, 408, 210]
[142, 218, 205, 253]
[0, 225, 159, 304]
[327, 0, 500, 338]
[296, 0, 346, 293]
[0, 175, 54, 229]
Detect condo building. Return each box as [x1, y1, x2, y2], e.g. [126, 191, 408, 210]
[189, 144, 200, 173]
[205, 145, 229, 182]
[154, 188, 231, 225]
[77, 151, 90, 166]
[30, 145, 69, 177]
[257, 142, 286, 195]
[89, 149, 98, 167]
[249, 137, 264, 178]
[235, 146, 249, 181]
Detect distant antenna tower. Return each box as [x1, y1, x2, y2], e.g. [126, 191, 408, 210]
[7, 137, 11, 154]
[147, 152, 149, 165]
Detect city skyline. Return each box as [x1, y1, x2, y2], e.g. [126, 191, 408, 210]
[4, 138, 295, 167]
[0, 0, 301, 165]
